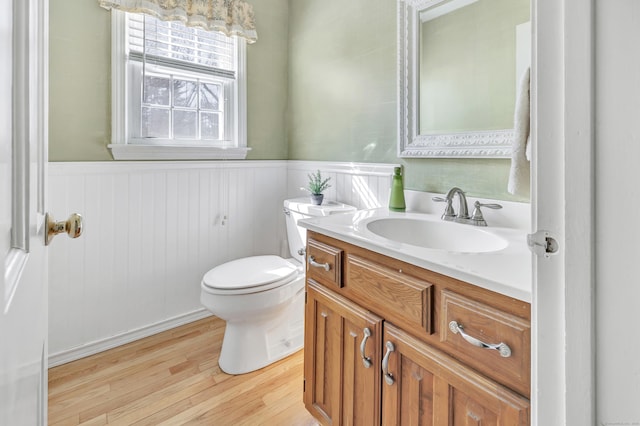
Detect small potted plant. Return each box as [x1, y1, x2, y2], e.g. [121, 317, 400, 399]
[305, 170, 332, 205]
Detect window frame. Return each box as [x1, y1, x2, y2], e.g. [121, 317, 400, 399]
[108, 10, 249, 160]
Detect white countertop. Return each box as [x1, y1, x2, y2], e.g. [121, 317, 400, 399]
[300, 208, 532, 303]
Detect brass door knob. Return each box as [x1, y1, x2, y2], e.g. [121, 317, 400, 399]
[45, 213, 83, 246]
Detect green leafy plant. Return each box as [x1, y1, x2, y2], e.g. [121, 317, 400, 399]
[306, 170, 332, 195]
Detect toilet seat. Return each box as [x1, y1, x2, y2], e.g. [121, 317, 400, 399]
[202, 255, 301, 295]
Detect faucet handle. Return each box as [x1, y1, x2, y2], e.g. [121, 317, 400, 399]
[432, 196, 455, 219]
[470, 201, 502, 226]
[475, 202, 503, 210]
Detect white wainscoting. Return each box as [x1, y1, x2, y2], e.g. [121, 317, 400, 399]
[48, 161, 288, 366]
[48, 160, 397, 366]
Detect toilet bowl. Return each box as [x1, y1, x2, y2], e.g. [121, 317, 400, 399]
[200, 197, 356, 375]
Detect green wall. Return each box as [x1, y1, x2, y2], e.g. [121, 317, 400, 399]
[49, 0, 529, 202]
[288, 0, 528, 202]
[288, 0, 398, 164]
[49, 0, 290, 161]
[50, 0, 111, 161]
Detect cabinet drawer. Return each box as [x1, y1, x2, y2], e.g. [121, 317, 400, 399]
[345, 254, 433, 335]
[440, 289, 530, 396]
[306, 239, 343, 289]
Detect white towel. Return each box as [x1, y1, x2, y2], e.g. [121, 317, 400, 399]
[508, 67, 531, 195]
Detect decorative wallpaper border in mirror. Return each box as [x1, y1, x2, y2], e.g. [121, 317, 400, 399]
[398, 0, 519, 158]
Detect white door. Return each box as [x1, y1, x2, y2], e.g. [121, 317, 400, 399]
[532, 1, 594, 425]
[0, 0, 64, 423]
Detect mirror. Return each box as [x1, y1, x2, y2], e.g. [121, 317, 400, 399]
[399, 0, 530, 158]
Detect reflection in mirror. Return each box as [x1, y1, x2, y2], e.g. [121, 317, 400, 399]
[399, 0, 530, 158]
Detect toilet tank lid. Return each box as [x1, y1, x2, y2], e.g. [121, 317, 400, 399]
[284, 197, 357, 217]
[202, 255, 299, 290]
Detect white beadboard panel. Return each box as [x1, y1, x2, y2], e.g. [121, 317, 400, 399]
[49, 174, 86, 352]
[48, 160, 397, 363]
[48, 161, 288, 360]
[286, 161, 399, 210]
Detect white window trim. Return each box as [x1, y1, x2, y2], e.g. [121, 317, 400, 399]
[108, 10, 249, 160]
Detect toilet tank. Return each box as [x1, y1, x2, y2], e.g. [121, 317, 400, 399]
[283, 197, 356, 263]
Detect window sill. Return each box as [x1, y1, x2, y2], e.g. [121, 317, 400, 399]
[108, 144, 251, 160]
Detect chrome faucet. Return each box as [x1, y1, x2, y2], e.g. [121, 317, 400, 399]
[433, 187, 502, 226]
[433, 187, 469, 222]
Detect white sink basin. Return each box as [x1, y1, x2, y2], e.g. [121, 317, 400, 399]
[365, 217, 508, 253]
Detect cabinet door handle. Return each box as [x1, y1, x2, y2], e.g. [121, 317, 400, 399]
[449, 321, 512, 358]
[381, 341, 395, 385]
[360, 328, 372, 368]
[308, 256, 330, 272]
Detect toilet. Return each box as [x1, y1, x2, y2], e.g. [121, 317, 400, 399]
[200, 197, 356, 374]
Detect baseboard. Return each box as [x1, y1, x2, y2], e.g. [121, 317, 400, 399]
[48, 309, 214, 368]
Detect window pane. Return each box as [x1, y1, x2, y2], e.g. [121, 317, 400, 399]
[201, 112, 220, 140]
[196, 31, 235, 70]
[200, 83, 221, 110]
[130, 14, 236, 72]
[145, 39, 170, 57]
[144, 17, 171, 56]
[143, 76, 170, 106]
[125, 12, 242, 149]
[174, 110, 197, 139]
[173, 80, 197, 108]
[170, 21, 196, 63]
[142, 107, 170, 138]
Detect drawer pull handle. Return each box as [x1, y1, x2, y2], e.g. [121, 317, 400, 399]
[382, 341, 395, 385]
[449, 321, 512, 358]
[360, 328, 372, 368]
[308, 256, 330, 272]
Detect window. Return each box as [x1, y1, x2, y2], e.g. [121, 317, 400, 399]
[109, 11, 249, 160]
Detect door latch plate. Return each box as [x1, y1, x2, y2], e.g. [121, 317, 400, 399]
[527, 230, 559, 258]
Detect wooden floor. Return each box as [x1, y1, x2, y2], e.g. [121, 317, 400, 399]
[48, 316, 318, 425]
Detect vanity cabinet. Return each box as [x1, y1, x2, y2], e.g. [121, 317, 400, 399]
[304, 280, 382, 425]
[303, 231, 531, 426]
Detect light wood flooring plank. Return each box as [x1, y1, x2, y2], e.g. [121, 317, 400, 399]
[49, 317, 318, 425]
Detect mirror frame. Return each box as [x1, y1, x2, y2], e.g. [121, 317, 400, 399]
[398, 0, 514, 158]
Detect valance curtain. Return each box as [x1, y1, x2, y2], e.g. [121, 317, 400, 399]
[99, 0, 258, 43]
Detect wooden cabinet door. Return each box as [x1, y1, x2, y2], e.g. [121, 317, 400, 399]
[381, 323, 530, 426]
[304, 280, 383, 426]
